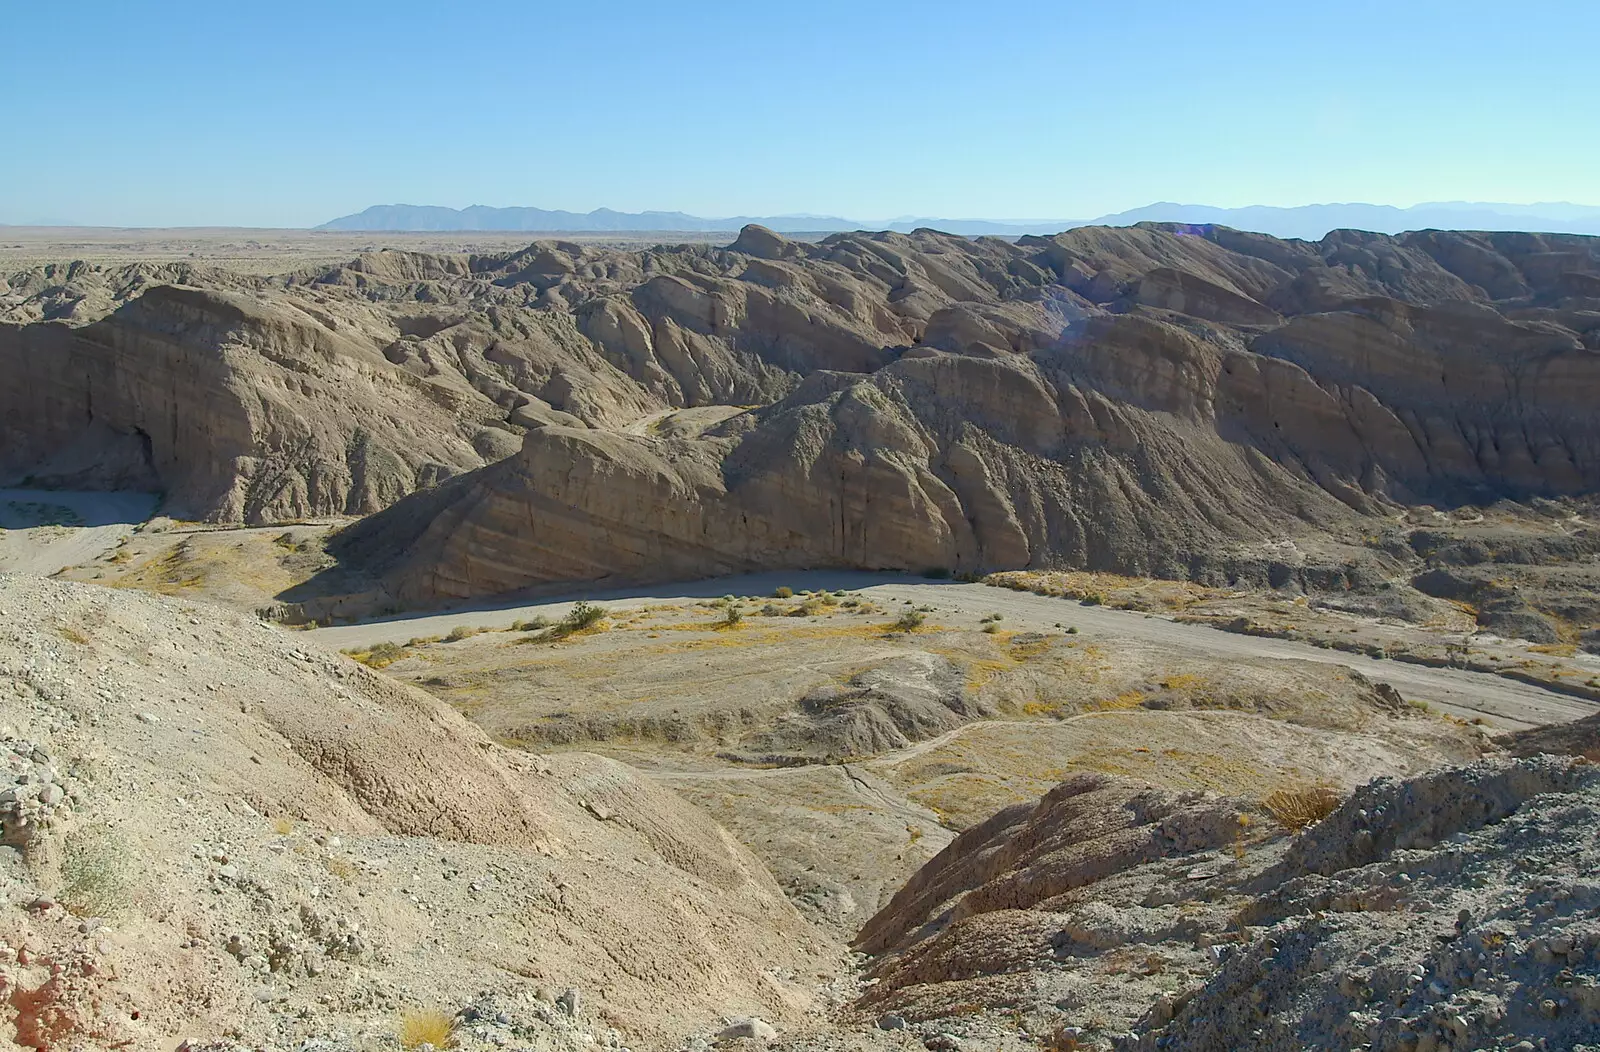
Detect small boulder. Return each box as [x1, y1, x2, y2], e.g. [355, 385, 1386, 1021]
[718, 1017, 777, 1042]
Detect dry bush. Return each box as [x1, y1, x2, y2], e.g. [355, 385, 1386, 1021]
[558, 601, 606, 633]
[346, 641, 405, 667]
[1263, 785, 1343, 831]
[398, 1008, 457, 1049]
[893, 609, 926, 632]
[270, 815, 295, 836]
[772, 586, 794, 599]
[59, 823, 135, 917]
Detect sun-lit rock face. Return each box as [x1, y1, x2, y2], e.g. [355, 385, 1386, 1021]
[6, 225, 1600, 596]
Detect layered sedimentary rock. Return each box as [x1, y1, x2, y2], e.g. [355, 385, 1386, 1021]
[326, 224, 1600, 603]
[6, 223, 1600, 591]
[850, 758, 1600, 1051]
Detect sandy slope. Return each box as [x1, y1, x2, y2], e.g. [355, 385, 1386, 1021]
[0, 573, 837, 1050]
[0, 490, 157, 577]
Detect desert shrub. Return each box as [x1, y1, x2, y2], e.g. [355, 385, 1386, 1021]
[444, 625, 479, 643]
[772, 586, 794, 599]
[893, 609, 926, 632]
[59, 823, 135, 917]
[270, 815, 295, 836]
[1081, 593, 1106, 606]
[789, 599, 822, 617]
[347, 641, 406, 667]
[760, 603, 782, 616]
[398, 1008, 458, 1049]
[556, 601, 606, 635]
[1263, 786, 1343, 832]
[1066, 626, 1079, 634]
[720, 604, 744, 628]
[982, 623, 999, 634]
[326, 856, 359, 883]
[511, 616, 551, 631]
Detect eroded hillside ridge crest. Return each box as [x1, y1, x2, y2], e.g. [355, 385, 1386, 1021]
[4, 223, 1599, 604]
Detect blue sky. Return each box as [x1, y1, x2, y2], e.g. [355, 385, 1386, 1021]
[3, 0, 1597, 227]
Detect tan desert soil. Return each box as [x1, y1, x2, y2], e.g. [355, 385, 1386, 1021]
[302, 573, 1597, 729]
[0, 491, 158, 578]
[291, 582, 1486, 941]
[0, 573, 841, 1050]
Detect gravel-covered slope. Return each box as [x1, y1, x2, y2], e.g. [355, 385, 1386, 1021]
[0, 573, 839, 1050]
[851, 756, 1600, 1052]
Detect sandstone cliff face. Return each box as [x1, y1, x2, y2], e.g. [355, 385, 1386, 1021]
[0, 286, 493, 520]
[7, 223, 1600, 593]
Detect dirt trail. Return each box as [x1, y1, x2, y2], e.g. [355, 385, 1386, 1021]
[309, 571, 1598, 730]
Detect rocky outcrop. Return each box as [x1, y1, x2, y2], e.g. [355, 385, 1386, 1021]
[853, 758, 1600, 1051]
[329, 337, 1368, 605]
[0, 286, 493, 521]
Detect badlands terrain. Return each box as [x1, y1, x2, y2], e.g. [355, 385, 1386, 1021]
[1, 221, 1600, 1050]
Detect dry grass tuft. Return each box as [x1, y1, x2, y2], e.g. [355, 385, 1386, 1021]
[1263, 785, 1343, 831]
[398, 1008, 458, 1049]
[344, 641, 407, 667]
[270, 815, 295, 836]
[59, 823, 135, 917]
[892, 609, 925, 632]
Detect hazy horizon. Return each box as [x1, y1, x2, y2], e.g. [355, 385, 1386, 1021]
[6, 1, 1598, 227]
[9, 198, 1600, 235]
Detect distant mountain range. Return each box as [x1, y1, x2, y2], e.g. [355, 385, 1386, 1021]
[317, 201, 1600, 240]
[1089, 202, 1600, 241]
